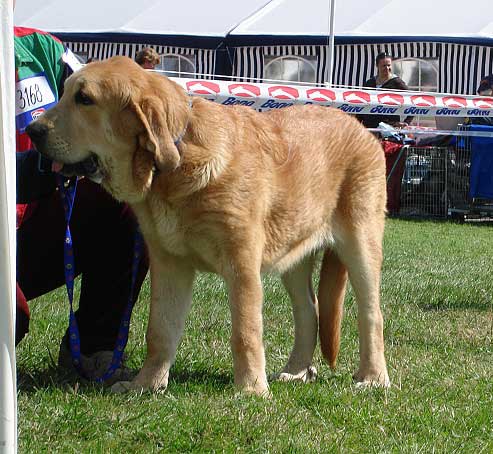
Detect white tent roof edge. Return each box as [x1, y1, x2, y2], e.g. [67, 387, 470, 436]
[13, 0, 493, 43]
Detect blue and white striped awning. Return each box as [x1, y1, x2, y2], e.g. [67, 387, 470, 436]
[233, 42, 493, 95]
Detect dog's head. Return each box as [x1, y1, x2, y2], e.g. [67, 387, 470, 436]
[27, 56, 190, 202]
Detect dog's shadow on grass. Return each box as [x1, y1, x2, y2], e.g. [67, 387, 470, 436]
[17, 367, 81, 393]
[16, 366, 110, 394]
[16, 365, 232, 395]
[169, 367, 231, 387]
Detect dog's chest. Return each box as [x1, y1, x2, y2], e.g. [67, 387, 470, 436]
[140, 201, 188, 256]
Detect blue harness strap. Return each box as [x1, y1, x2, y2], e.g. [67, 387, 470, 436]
[59, 176, 144, 382]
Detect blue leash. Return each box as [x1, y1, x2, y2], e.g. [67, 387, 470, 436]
[59, 176, 144, 382]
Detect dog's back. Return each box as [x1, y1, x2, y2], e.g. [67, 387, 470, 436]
[221, 104, 387, 273]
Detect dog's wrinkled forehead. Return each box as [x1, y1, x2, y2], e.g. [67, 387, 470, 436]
[65, 73, 96, 98]
[69, 57, 151, 100]
[65, 68, 130, 106]
[65, 59, 143, 105]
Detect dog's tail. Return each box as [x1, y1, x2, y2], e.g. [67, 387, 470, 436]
[318, 249, 348, 369]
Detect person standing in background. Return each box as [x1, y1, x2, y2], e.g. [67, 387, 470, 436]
[358, 52, 414, 129]
[466, 74, 493, 126]
[135, 47, 160, 70]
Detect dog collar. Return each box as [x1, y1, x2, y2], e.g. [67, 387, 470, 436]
[173, 97, 193, 148]
[153, 97, 192, 175]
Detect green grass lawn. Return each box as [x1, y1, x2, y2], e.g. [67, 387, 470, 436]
[16, 219, 493, 453]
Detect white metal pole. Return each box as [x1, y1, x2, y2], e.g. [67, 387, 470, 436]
[0, 0, 18, 452]
[326, 0, 336, 87]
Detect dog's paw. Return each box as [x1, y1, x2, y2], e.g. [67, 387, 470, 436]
[109, 380, 144, 394]
[353, 370, 390, 389]
[271, 365, 317, 383]
[235, 375, 270, 397]
[240, 384, 272, 398]
[354, 379, 391, 390]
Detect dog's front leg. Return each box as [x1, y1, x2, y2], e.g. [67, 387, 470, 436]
[112, 253, 195, 393]
[226, 267, 269, 396]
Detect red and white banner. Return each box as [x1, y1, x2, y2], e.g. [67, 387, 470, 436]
[171, 78, 493, 118]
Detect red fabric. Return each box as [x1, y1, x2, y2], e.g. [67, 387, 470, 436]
[381, 140, 402, 156]
[381, 140, 406, 215]
[16, 282, 29, 318]
[15, 283, 30, 345]
[14, 26, 62, 42]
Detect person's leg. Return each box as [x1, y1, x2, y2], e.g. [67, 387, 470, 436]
[64, 180, 148, 355]
[17, 200, 66, 299]
[17, 180, 148, 358]
[16, 191, 68, 346]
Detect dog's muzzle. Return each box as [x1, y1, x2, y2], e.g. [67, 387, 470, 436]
[26, 121, 104, 184]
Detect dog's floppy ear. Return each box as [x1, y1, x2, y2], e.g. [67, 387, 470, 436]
[130, 96, 181, 173]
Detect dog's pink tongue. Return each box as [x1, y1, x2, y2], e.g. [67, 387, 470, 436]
[51, 161, 64, 173]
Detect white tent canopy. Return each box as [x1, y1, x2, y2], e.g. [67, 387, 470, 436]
[14, 0, 493, 42]
[231, 0, 493, 40]
[14, 0, 272, 37]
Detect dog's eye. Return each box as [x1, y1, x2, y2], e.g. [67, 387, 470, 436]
[75, 90, 94, 106]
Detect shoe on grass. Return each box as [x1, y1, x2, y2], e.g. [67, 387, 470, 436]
[58, 340, 135, 385]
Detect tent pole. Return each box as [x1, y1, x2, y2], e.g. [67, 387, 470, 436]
[326, 0, 336, 87]
[0, 0, 18, 452]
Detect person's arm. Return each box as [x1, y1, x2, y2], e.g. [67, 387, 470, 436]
[17, 46, 83, 204]
[15, 36, 82, 205]
[16, 150, 57, 204]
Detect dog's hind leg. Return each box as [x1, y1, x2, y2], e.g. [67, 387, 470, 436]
[335, 221, 390, 388]
[273, 255, 318, 383]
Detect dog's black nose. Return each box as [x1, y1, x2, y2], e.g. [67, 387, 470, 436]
[25, 121, 48, 143]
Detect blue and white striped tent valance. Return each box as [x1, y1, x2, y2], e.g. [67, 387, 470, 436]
[65, 41, 216, 78]
[233, 45, 322, 84]
[64, 40, 493, 95]
[233, 42, 493, 95]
